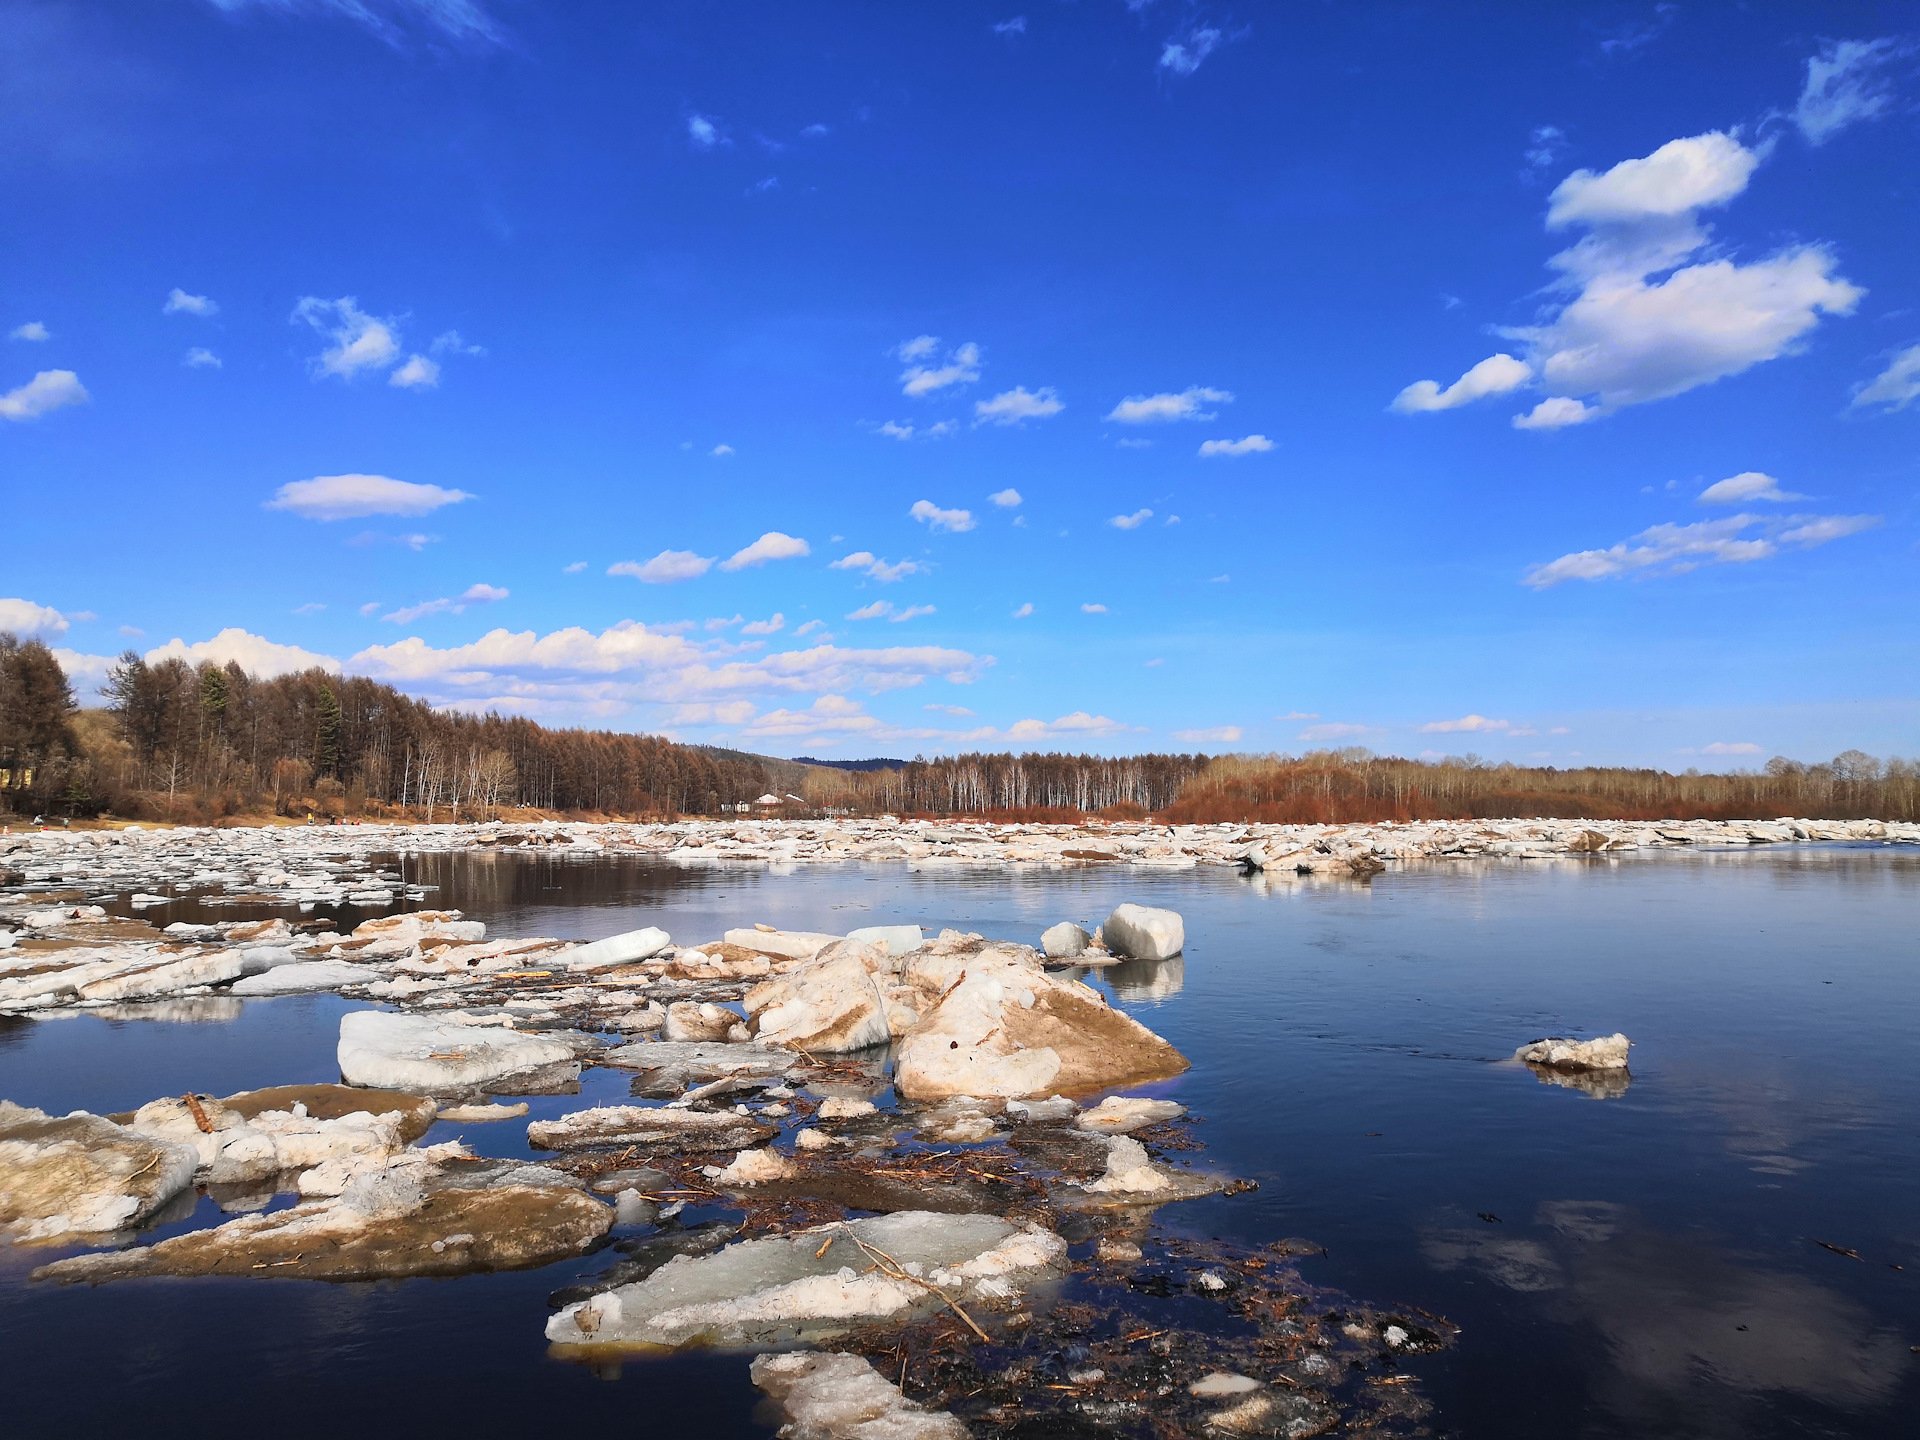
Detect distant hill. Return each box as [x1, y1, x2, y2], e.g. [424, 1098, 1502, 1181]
[791, 755, 907, 773]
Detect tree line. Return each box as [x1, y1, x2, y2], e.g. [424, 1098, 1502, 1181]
[2, 635, 1914, 824]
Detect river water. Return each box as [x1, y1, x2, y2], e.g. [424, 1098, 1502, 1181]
[3, 844, 1916, 1438]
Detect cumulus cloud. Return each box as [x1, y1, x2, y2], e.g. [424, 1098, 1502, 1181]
[266, 474, 473, 521]
[740, 613, 785, 636]
[1407, 131, 1863, 426]
[0, 597, 69, 635]
[147, 627, 339, 677]
[1851, 343, 1920, 413]
[1511, 396, 1599, 430]
[974, 385, 1063, 424]
[1546, 132, 1759, 227]
[1198, 434, 1273, 456]
[687, 114, 725, 149]
[163, 288, 217, 317]
[993, 16, 1026, 36]
[1109, 509, 1153, 530]
[1700, 740, 1764, 756]
[1523, 511, 1878, 587]
[1006, 711, 1126, 740]
[1080, 602, 1108, 614]
[292, 296, 401, 379]
[9, 321, 49, 342]
[431, 331, 486, 356]
[609, 550, 714, 584]
[721, 531, 810, 570]
[183, 347, 222, 369]
[1419, 714, 1513, 734]
[1298, 721, 1376, 743]
[899, 339, 981, 396]
[890, 604, 935, 623]
[874, 418, 957, 440]
[988, 488, 1023, 507]
[1173, 725, 1243, 744]
[1392, 354, 1532, 413]
[909, 499, 975, 533]
[563, 561, 588, 574]
[831, 552, 923, 582]
[710, 443, 734, 457]
[389, 353, 440, 389]
[1012, 602, 1034, 619]
[1794, 38, 1911, 145]
[846, 601, 891, 621]
[0, 370, 88, 421]
[1524, 124, 1568, 176]
[1106, 386, 1232, 423]
[1698, 471, 1804, 505]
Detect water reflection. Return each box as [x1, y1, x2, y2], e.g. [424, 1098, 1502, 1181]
[1425, 1200, 1913, 1429]
[1521, 1060, 1633, 1100]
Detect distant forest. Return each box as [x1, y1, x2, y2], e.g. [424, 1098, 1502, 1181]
[1, 635, 1915, 824]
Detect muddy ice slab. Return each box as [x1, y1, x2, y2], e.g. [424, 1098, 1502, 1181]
[33, 1150, 611, 1283]
[1, 1101, 199, 1243]
[750, 1352, 968, 1440]
[1514, 1033, 1631, 1071]
[547, 1209, 1066, 1349]
[117, 1083, 436, 1187]
[337, 1010, 581, 1093]
[528, 1104, 775, 1153]
[744, 939, 896, 1052]
[893, 946, 1188, 1100]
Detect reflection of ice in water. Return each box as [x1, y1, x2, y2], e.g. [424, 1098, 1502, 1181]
[1522, 1060, 1632, 1100]
[1107, 955, 1184, 1002]
[1424, 1200, 1913, 1424]
[27, 997, 246, 1024]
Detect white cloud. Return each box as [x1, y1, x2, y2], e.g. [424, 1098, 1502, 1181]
[183, 347, 222, 369]
[609, 550, 715, 584]
[993, 16, 1026, 36]
[1698, 471, 1803, 505]
[1106, 385, 1232, 423]
[389, 353, 440, 389]
[721, 531, 810, 570]
[873, 418, 957, 440]
[292, 296, 401, 379]
[1851, 343, 1920, 413]
[710, 443, 735, 457]
[1109, 509, 1153, 530]
[1701, 740, 1764, 756]
[206, 0, 504, 45]
[163, 288, 217, 317]
[900, 339, 981, 397]
[794, 619, 826, 636]
[9, 321, 49, 342]
[1198, 434, 1273, 456]
[0, 597, 69, 636]
[266, 473, 473, 521]
[382, 582, 508, 625]
[741, 613, 785, 636]
[846, 601, 890, 621]
[0, 369, 88, 421]
[831, 552, 923, 582]
[1523, 511, 1878, 587]
[974, 385, 1063, 424]
[1392, 353, 1532, 413]
[1547, 132, 1758, 227]
[1524, 124, 1568, 176]
[1005, 711, 1127, 741]
[357, 602, 380, 617]
[1080, 602, 1108, 614]
[889, 605, 935, 623]
[909, 499, 976, 533]
[293, 601, 325, 615]
[1511, 396, 1598, 429]
[51, 648, 117, 696]
[1173, 725, 1243, 744]
[430, 330, 486, 356]
[1419, 714, 1513, 734]
[988, 488, 1023, 507]
[1012, 602, 1034, 619]
[1794, 38, 1910, 145]
[563, 560, 588, 574]
[1159, 26, 1223, 76]
[926, 702, 975, 717]
[147, 627, 339, 677]
[1413, 131, 1863, 426]
[687, 114, 725, 149]
[668, 699, 758, 727]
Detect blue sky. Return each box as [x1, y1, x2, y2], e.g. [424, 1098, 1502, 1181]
[3, 1, 1915, 765]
